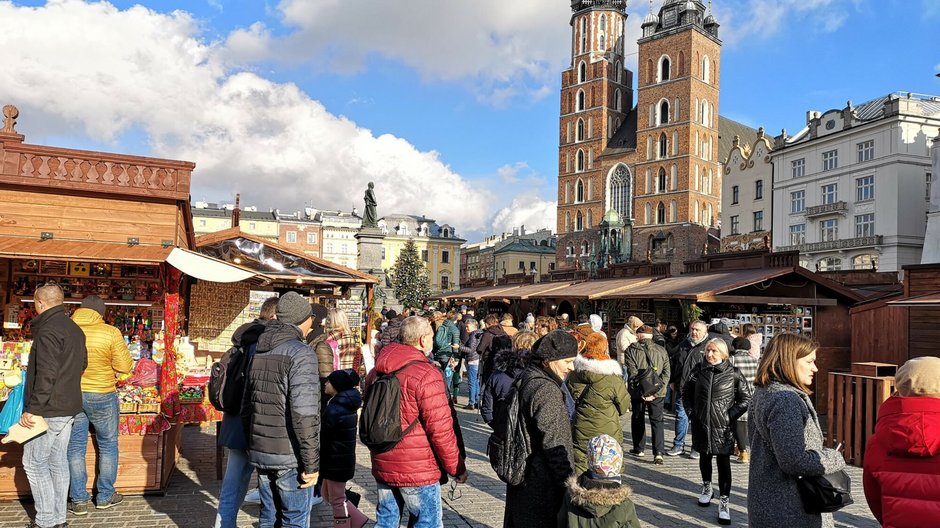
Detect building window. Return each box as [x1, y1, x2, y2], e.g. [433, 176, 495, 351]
[518, 260, 525, 271]
[702, 55, 710, 83]
[730, 215, 739, 235]
[576, 119, 584, 141]
[852, 254, 878, 270]
[657, 202, 666, 224]
[820, 219, 839, 242]
[659, 56, 671, 82]
[822, 183, 838, 205]
[822, 149, 838, 171]
[576, 179, 585, 202]
[791, 190, 805, 213]
[818, 257, 842, 271]
[198, 219, 207, 227]
[576, 211, 583, 231]
[581, 241, 589, 256]
[608, 165, 631, 220]
[566, 244, 574, 257]
[857, 140, 874, 163]
[755, 179, 764, 200]
[855, 213, 875, 238]
[657, 168, 667, 193]
[442, 250, 449, 264]
[249, 222, 257, 230]
[856, 175, 874, 202]
[753, 211, 764, 232]
[286, 231, 297, 243]
[789, 224, 806, 245]
[441, 276, 449, 290]
[325, 242, 333, 253]
[576, 150, 585, 172]
[307, 232, 317, 244]
[578, 61, 586, 83]
[659, 100, 670, 125]
[577, 90, 585, 111]
[421, 250, 428, 262]
[659, 133, 668, 159]
[791, 158, 805, 178]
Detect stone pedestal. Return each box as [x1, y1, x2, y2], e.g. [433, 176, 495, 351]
[354, 228, 401, 311]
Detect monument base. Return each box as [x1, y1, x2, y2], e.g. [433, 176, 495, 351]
[355, 228, 401, 311]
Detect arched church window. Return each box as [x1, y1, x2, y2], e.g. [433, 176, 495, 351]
[658, 167, 667, 193]
[576, 179, 585, 202]
[608, 165, 631, 220]
[577, 118, 584, 141]
[659, 133, 668, 159]
[578, 61, 587, 83]
[660, 100, 670, 125]
[660, 56, 671, 82]
[703, 55, 711, 83]
[577, 150, 585, 172]
[657, 202, 666, 224]
[576, 211, 584, 231]
[577, 90, 585, 111]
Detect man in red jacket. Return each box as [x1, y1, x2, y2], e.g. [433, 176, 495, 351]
[864, 356, 940, 527]
[364, 316, 467, 528]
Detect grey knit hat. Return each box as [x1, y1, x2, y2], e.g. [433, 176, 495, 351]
[276, 292, 312, 326]
[80, 295, 107, 317]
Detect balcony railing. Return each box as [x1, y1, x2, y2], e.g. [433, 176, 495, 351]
[778, 235, 883, 254]
[805, 201, 848, 218]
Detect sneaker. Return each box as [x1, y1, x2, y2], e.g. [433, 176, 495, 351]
[698, 482, 713, 506]
[463, 404, 475, 410]
[738, 451, 750, 463]
[310, 494, 323, 508]
[627, 449, 645, 458]
[68, 501, 90, 516]
[689, 449, 700, 460]
[665, 446, 684, 456]
[653, 455, 664, 465]
[245, 487, 261, 504]
[96, 493, 124, 510]
[718, 495, 731, 525]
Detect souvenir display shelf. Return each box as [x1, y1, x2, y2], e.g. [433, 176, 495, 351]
[714, 307, 814, 346]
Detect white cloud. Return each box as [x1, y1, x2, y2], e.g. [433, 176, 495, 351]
[0, 0, 492, 231]
[714, 0, 856, 45]
[490, 192, 557, 235]
[497, 162, 529, 184]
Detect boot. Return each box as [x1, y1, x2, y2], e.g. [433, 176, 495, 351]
[347, 503, 369, 528]
[698, 482, 713, 506]
[718, 495, 731, 525]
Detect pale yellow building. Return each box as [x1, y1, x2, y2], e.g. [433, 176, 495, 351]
[379, 214, 464, 292]
[494, 241, 557, 281]
[192, 203, 278, 242]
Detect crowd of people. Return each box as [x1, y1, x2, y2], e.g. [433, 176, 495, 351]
[13, 283, 940, 528]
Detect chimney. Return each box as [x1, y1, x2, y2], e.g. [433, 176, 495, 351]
[232, 193, 241, 228]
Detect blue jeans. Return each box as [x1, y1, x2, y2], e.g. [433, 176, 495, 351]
[467, 363, 480, 405]
[257, 468, 314, 528]
[68, 391, 119, 504]
[376, 482, 442, 528]
[673, 395, 689, 449]
[24, 415, 74, 527]
[214, 449, 275, 528]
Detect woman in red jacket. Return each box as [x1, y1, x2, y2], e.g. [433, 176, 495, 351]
[863, 356, 940, 528]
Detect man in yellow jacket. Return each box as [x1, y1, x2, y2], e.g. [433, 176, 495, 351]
[67, 295, 133, 516]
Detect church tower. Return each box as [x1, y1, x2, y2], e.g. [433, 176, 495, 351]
[633, 0, 722, 271]
[556, 0, 632, 269]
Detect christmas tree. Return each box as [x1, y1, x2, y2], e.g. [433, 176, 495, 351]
[390, 239, 432, 310]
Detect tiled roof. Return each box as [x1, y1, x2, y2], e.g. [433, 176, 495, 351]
[718, 117, 760, 163]
[494, 241, 556, 254]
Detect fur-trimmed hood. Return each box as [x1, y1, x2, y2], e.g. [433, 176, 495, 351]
[565, 475, 633, 517]
[574, 355, 623, 377]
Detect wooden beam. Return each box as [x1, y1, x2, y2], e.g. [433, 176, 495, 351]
[698, 294, 838, 306]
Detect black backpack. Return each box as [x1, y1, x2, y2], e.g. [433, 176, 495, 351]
[629, 341, 665, 398]
[208, 343, 252, 413]
[486, 378, 532, 486]
[360, 360, 426, 453]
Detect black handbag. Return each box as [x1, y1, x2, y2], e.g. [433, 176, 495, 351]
[629, 343, 664, 398]
[796, 469, 854, 513]
[344, 488, 361, 508]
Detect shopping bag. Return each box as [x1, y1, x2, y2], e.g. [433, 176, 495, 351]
[0, 372, 26, 434]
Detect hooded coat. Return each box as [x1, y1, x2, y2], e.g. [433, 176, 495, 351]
[477, 324, 509, 383]
[432, 318, 460, 364]
[320, 387, 363, 482]
[863, 395, 940, 527]
[219, 320, 267, 450]
[504, 363, 575, 528]
[558, 475, 642, 528]
[682, 359, 751, 455]
[480, 347, 528, 426]
[748, 382, 846, 528]
[568, 356, 631, 474]
[459, 328, 484, 363]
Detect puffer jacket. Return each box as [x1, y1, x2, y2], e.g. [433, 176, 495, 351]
[671, 336, 708, 387]
[459, 329, 484, 363]
[241, 320, 320, 474]
[477, 324, 509, 383]
[219, 320, 267, 450]
[481, 347, 528, 426]
[364, 342, 465, 487]
[320, 387, 362, 482]
[682, 359, 751, 455]
[432, 319, 460, 364]
[558, 475, 642, 528]
[72, 308, 133, 393]
[568, 356, 630, 474]
[376, 316, 404, 356]
[624, 339, 670, 399]
[863, 395, 940, 527]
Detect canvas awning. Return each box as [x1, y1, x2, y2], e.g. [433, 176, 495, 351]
[605, 268, 794, 301]
[483, 282, 574, 300]
[527, 277, 654, 300]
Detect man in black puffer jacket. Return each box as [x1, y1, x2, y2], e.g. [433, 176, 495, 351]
[242, 292, 320, 526]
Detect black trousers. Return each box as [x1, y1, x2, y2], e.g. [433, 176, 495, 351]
[631, 397, 665, 455]
[733, 420, 748, 452]
[700, 454, 732, 496]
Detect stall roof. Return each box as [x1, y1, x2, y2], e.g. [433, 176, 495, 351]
[887, 292, 940, 307]
[430, 286, 490, 301]
[484, 281, 574, 300]
[435, 284, 524, 301]
[527, 277, 655, 300]
[196, 227, 378, 284]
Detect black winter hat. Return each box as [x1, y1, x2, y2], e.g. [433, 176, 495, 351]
[327, 369, 361, 392]
[310, 303, 329, 330]
[532, 330, 579, 361]
[732, 336, 752, 352]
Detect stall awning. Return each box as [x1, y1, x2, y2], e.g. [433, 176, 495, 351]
[887, 292, 940, 307]
[527, 277, 654, 300]
[456, 284, 524, 301]
[477, 282, 572, 300]
[166, 248, 255, 283]
[606, 268, 794, 301]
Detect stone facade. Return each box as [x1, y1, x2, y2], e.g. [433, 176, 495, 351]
[720, 131, 773, 252]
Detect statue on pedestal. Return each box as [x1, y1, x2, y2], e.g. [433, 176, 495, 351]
[363, 182, 378, 228]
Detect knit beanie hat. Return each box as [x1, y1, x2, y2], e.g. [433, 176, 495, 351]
[327, 368, 361, 393]
[589, 314, 603, 333]
[732, 336, 752, 352]
[583, 332, 610, 361]
[276, 292, 312, 326]
[532, 330, 579, 361]
[80, 295, 107, 317]
[587, 434, 623, 482]
[626, 316, 644, 332]
[895, 357, 940, 398]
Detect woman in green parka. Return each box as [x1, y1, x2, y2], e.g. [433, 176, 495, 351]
[568, 332, 631, 474]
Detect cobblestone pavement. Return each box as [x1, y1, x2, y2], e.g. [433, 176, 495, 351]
[0, 406, 878, 527]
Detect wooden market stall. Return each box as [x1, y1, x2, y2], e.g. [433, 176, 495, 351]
[0, 105, 253, 497]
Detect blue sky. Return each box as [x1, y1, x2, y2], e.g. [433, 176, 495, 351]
[2, 0, 938, 243]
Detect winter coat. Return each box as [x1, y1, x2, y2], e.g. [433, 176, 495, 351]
[432, 319, 460, 364]
[501, 320, 519, 337]
[477, 324, 509, 383]
[747, 333, 763, 359]
[728, 351, 758, 421]
[459, 329, 484, 363]
[748, 382, 846, 528]
[624, 339, 670, 399]
[320, 388, 363, 482]
[613, 327, 637, 365]
[242, 320, 320, 474]
[558, 475, 642, 528]
[682, 360, 751, 455]
[71, 308, 133, 393]
[863, 395, 940, 527]
[670, 336, 707, 387]
[504, 363, 575, 528]
[364, 342, 465, 487]
[24, 305, 87, 418]
[219, 320, 267, 450]
[375, 316, 404, 356]
[481, 347, 528, 426]
[568, 356, 631, 474]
